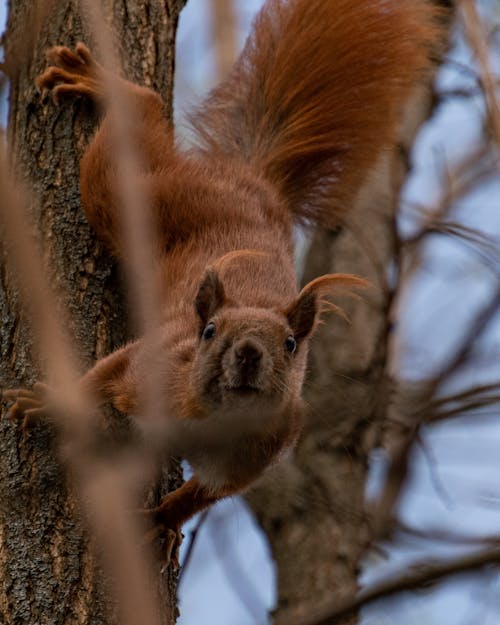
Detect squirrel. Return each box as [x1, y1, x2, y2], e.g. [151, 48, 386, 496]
[5, 0, 440, 561]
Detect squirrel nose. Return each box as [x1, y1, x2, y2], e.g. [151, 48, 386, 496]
[234, 338, 263, 366]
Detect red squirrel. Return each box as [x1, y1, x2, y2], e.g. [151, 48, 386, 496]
[6, 0, 440, 557]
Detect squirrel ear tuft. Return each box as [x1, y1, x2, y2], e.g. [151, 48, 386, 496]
[194, 270, 225, 326]
[285, 273, 369, 341]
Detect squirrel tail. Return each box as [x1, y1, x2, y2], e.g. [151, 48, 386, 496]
[190, 0, 444, 226]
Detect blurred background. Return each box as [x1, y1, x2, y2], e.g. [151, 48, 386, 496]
[173, 1, 500, 624]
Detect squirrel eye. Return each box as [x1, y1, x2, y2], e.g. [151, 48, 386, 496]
[284, 335, 297, 354]
[202, 322, 216, 340]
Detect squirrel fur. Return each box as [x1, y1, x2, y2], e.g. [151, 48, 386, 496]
[10, 0, 441, 552]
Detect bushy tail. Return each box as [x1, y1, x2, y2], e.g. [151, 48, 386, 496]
[190, 0, 444, 225]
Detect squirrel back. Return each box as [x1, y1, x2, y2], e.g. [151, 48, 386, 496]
[190, 0, 441, 226]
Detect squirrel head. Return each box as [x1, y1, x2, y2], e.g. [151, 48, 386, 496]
[190, 267, 367, 417]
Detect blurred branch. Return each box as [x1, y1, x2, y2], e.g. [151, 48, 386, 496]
[397, 521, 500, 546]
[374, 279, 500, 535]
[0, 126, 163, 625]
[210, 0, 237, 79]
[178, 509, 209, 585]
[375, 18, 500, 527]
[1, 0, 56, 77]
[0, 142, 90, 438]
[432, 284, 500, 387]
[2, 0, 180, 622]
[210, 512, 264, 623]
[405, 219, 499, 260]
[81, 0, 164, 341]
[430, 380, 500, 408]
[438, 85, 499, 101]
[404, 145, 493, 249]
[461, 0, 500, 146]
[425, 381, 500, 421]
[286, 545, 500, 625]
[416, 432, 452, 506]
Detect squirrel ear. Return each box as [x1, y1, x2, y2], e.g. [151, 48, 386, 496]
[285, 289, 318, 342]
[194, 270, 225, 326]
[285, 273, 369, 341]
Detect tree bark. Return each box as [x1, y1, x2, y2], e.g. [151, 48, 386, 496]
[0, 1, 185, 623]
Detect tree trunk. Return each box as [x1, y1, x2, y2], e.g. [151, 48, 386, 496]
[0, 1, 185, 623]
[247, 83, 442, 624]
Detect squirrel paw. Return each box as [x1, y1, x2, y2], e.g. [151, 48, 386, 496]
[3, 382, 51, 432]
[140, 507, 183, 570]
[36, 42, 104, 103]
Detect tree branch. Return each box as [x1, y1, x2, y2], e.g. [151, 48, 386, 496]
[286, 545, 500, 625]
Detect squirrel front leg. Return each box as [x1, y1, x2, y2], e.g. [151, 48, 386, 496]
[79, 341, 140, 413]
[144, 476, 241, 566]
[37, 43, 174, 258]
[4, 342, 140, 428]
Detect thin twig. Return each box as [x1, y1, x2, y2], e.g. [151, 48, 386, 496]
[210, 509, 265, 623]
[178, 509, 209, 586]
[462, 0, 500, 146]
[428, 381, 500, 411]
[397, 521, 500, 546]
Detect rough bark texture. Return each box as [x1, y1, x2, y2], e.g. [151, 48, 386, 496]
[247, 83, 439, 624]
[0, 1, 185, 623]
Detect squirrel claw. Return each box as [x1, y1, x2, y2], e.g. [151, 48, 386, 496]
[36, 43, 103, 103]
[3, 384, 50, 428]
[162, 527, 182, 571]
[139, 508, 183, 570]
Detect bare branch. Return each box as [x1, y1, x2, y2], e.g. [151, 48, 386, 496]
[285, 545, 500, 625]
[178, 510, 209, 585]
[461, 0, 500, 146]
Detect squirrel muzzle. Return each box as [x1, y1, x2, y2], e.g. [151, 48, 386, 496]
[222, 336, 271, 393]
